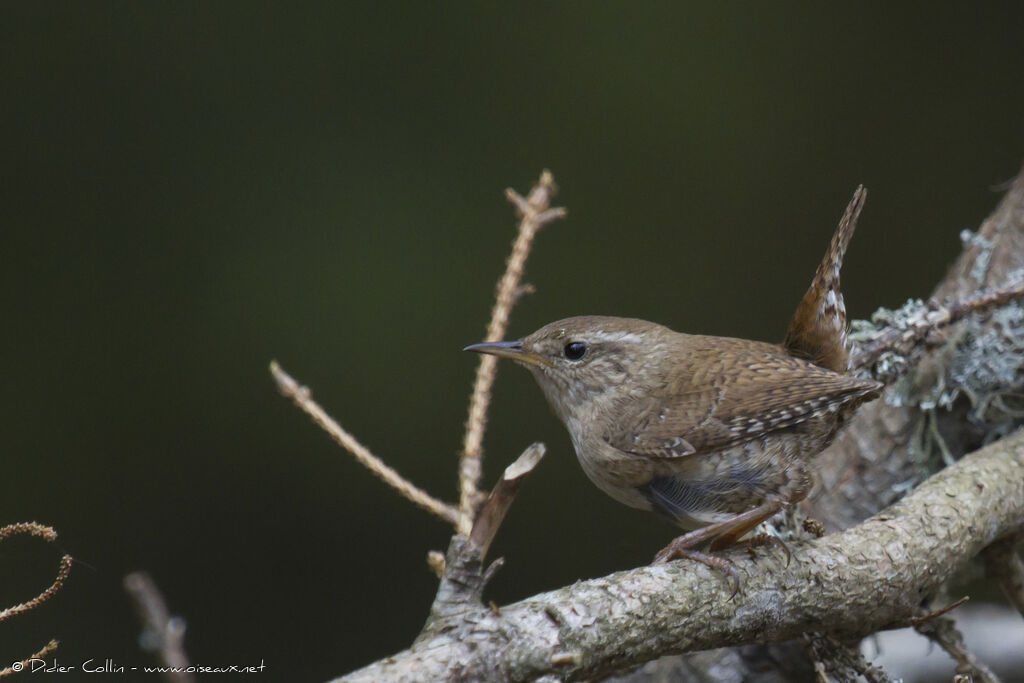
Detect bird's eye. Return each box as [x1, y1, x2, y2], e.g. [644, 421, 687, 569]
[563, 341, 588, 361]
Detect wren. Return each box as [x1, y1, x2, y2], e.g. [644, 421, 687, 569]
[465, 188, 882, 572]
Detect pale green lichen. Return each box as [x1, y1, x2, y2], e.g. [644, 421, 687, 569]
[945, 302, 1024, 433]
[849, 299, 929, 386]
[892, 300, 1024, 466]
[851, 292, 1024, 471]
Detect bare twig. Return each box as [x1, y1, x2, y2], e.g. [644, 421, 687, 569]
[270, 360, 460, 526]
[904, 596, 969, 627]
[458, 170, 566, 534]
[124, 571, 196, 683]
[981, 536, 1024, 616]
[914, 615, 1003, 683]
[468, 443, 546, 560]
[0, 521, 57, 543]
[0, 640, 59, 679]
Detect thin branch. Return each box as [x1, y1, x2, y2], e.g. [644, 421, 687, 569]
[981, 535, 1024, 616]
[270, 360, 460, 526]
[458, 170, 566, 534]
[0, 640, 59, 679]
[124, 571, 196, 683]
[914, 615, 1003, 683]
[904, 596, 969, 627]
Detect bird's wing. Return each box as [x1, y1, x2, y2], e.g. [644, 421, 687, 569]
[602, 339, 882, 459]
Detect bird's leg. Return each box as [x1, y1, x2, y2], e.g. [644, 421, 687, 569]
[708, 500, 785, 550]
[653, 501, 785, 594]
[654, 500, 784, 563]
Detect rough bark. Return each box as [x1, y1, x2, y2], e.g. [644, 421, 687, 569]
[340, 432, 1024, 682]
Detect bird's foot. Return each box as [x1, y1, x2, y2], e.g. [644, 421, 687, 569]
[653, 538, 741, 598]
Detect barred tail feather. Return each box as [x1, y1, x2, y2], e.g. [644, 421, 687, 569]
[784, 186, 867, 373]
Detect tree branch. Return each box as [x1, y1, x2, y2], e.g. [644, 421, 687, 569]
[338, 430, 1024, 682]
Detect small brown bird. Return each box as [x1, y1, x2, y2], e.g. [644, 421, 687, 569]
[466, 188, 882, 572]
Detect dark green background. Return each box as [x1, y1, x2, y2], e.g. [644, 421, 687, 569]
[4, 3, 1023, 680]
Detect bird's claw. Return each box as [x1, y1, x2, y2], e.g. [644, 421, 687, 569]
[653, 543, 743, 598]
[744, 533, 792, 567]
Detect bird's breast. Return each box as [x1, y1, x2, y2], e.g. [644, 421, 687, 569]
[567, 425, 658, 511]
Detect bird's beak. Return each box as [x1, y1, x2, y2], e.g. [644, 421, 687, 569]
[463, 340, 552, 367]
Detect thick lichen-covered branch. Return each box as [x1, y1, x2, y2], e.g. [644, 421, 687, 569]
[338, 431, 1024, 682]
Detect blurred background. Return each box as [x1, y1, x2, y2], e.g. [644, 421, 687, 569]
[3, 3, 1024, 680]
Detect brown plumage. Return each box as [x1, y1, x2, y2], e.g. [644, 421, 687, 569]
[466, 188, 882, 575]
[784, 186, 866, 373]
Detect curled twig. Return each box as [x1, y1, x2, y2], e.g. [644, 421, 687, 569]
[0, 523, 71, 624]
[0, 554, 72, 623]
[0, 522, 71, 679]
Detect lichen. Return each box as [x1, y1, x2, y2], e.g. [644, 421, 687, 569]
[890, 300, 1024, 466]
[851, 292, 1024, 473]
[945, 302, 1024, 434]
[959, 229, 995, 285]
